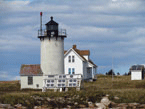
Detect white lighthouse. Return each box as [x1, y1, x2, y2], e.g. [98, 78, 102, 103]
[37, 14, 82, 92]
[38, 16, 67, 75]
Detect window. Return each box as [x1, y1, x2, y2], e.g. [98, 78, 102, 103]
[68, 56, 71, 62]
[59, 75, 62, 78]
[28, 76, 33, 85]
[36, 84, 39, 88]
[63, 75, 66, 78]
[72, 68, 75, 74]
[73, 83, 76, 86]
[72, 56, 75, 62]
[87, 67, 92, 73]
[62, 80, 65, 82]
[69, 79, 72, 82]
[68, 68, 71, 74]
[48, 75, 54, 78]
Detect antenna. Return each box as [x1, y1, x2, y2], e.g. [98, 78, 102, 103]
[112, 56, 114, 80]
[40, 12, 43, 36]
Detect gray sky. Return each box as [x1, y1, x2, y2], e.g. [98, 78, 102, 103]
[0, 0, 145, 80]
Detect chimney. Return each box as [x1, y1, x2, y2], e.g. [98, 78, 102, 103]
[73, 45, 77, 49]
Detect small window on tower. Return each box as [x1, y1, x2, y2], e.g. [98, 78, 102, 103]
[68, 56, 71, 62]
[72, 56, 75, 62]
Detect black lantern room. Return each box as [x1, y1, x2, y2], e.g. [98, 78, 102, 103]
[45, 16, 58, 37]
[38, 16, 67, 40]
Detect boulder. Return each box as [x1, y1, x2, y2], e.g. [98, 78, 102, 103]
[100, 95, 111, 107]
[114, 96, 120, 100]
[88, 101, 94, 108]
[95, 103, 106, 109]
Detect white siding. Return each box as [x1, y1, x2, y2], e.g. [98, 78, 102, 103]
[83, 62, 88, 79]
[64, 49, 96, 80]
[20, 76, 43, 89]
[64, 50, 83, 76]
[83, 55, 89, 60]
[131, 70, 142, 80]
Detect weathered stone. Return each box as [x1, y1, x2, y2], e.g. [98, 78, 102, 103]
[46, 97, 51, 101]
[114, 96, 120, 100]
[95, 103, 106, 109]
[109, 102, 118, 108]
[88, 101, 94, 108]
[79, 104, 86, 108]
[117, 103, 128, 108]
[20, 106, 27, 109]
[34, 106, 41, 109]
[139, 104, 145, 108]
[128, 103, 139, 106]
[0, 104, 11, 108]
[14, 104, 22, 108]
[101, 95, 111, 107]
[67, 105, 71, 108]
[74, 102, 78, 105]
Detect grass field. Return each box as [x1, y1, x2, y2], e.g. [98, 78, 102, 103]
[0, 75, 145, 108]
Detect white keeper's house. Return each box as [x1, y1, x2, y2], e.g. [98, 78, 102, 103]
[64, 45, 97, 80]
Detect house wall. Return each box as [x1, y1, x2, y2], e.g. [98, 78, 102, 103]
[83, 62, 88, 79]
[83, 55, 89, 60]
[64, 50, 83, 76]
[131, 70, 142, 80]
[20, 76, 43, 89]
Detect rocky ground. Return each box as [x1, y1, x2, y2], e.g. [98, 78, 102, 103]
[1, 95, 145, 109]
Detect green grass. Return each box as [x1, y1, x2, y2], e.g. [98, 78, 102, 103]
[1, 75, 145, 108]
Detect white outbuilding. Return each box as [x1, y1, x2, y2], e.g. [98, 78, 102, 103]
[130, 65, 144, 80]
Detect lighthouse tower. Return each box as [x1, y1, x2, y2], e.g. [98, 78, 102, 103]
[38, 16, 67, 76]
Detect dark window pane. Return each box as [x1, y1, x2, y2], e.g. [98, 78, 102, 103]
[28, 76, 33, 85]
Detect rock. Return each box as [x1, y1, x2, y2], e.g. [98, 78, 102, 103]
[34, 106, 41, 109]
[114, 96, 120, 100]
[101, 95, 111, 107]
[109, 102, 118, 108]
[117, 103, 128, 108]
[95, 103, 106, 109]
[88, 101, 94, 108]
[128, 103, 139, 106]
[46, 97, 51, 102]
[0, 104, 11, 108]
[20, 106, 27, 109]
[67, 105, 71, 108]
[14, 104, 22, 108]
[74, 102, 78, 105]
[139, 104, 145, 108]
[79, 104, 86, 108]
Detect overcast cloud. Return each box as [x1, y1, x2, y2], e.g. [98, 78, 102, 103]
[0, 0, 145, 80]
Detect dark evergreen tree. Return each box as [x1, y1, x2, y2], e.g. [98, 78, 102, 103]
[107, 69, 115, 75]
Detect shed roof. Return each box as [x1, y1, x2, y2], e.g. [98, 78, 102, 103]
[19, 64, 43, 76]
[130, 65, 144, 70]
